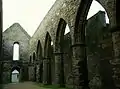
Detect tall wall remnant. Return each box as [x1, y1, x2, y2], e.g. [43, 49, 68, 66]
[0, 0, 119, 89]
[2, 23, 31, 83]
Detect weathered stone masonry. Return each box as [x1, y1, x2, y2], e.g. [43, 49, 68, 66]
[28, 0, 117, 89]
[2, 23, 31, 83]
[0, 0, 119, 89]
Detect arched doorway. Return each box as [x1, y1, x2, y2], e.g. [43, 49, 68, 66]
[11, 66, 20, 83]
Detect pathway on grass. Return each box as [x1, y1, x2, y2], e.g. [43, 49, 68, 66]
[3, 82, 47, 89]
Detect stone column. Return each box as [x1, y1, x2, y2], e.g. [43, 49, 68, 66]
[71, 43, 89, 89]
[39, 62, 43, 83]
[43, 57, 51, 85]
[111, 26, 120, 88]
[54, 52, 65, 87]
[36, 62, 40, 82]
[19, 68, 23, 82]
[34, 65, 36, 81]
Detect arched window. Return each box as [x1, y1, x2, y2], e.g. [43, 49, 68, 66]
[13, 42, 19, 61]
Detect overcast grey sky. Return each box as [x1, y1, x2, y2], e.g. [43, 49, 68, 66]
[3, 0, 109, 36]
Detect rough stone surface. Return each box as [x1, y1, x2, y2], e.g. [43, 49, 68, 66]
[2, 23, 31, 83]
[0, 0, 118, 89]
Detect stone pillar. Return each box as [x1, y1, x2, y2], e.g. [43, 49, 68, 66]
[34, 65, 36, 81]
[43, 57, 51, 85]
[54, 52, 65, 87]
[40, 63, 43, 83]
[111, 26, 120, 88]
[71, 43, 89, 89]
[36, 62, 40, 82]
[19, 68, 23, 82]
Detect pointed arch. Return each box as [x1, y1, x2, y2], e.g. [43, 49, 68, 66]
[73, 0, 112, 88]
[11, 66, 20, 83]
[55, 18, 67, 52]
[11, 66, 20, 73]
[43, 31, 53, 84]
[36, 40, 43, 82]
[36, 40, 42, 60]
[44, 32, 52, 57]
[54, 18, 72, 87]
[75, 0, 111, 34]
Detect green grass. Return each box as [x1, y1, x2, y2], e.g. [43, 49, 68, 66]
[36, 83, 72, 89]
[0, 84, 3, 89]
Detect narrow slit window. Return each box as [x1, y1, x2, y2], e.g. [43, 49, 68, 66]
[13, 43, 19, 61]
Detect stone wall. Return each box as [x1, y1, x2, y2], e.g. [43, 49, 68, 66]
[3, 23, 31, 62]
[53, 11, 114, 88]
[2, 23, 31, 83]
[0, 0, 2, 59]
[1, 0, 117, 88]
[0, 0, 2, 84]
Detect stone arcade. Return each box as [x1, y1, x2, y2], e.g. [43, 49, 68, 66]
[0, 0, 119, 89]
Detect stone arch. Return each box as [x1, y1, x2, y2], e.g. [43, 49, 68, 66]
[72, 0, 114, 88]
[13, 42, 19, 45]
[36, 40, 42, 60]
[11, 66, 20, 74]
[55, 18, 67, 50]
[43, 31, 53, 84]
[11, 66, 20, 82]
[54, 18, 73, 87]
[36, 40, 43, 82]
[75, 0, 114, 31]
[54, 18, 67, 87]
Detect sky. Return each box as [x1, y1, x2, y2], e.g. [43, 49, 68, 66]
[3, 0, 109, 37]
[3, 0, 109, 73]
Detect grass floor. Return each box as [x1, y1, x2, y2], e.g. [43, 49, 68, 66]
[36, 83, 72, 89]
